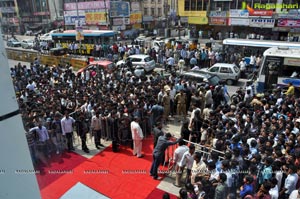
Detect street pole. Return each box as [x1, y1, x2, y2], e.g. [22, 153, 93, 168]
[76, 0, 81, 55]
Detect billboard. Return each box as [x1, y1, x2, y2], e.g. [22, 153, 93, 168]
[64, 1, 109, 10]
[110, 1, 130, 18]
[85, 12, 107, 25]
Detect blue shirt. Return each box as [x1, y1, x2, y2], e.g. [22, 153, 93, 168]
[239, 184, 253, 198]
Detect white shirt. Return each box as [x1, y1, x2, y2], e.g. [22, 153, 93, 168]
[284, 173, 299, 194]
[173, 145, 189, 166]
[269, 185, 279, 199]
[179, 151, 194, 169]
[61, 116, 75, 135]
[130, 121, 144, 140]
[29, 126, 49, 142]
[289, 190, 300, 199]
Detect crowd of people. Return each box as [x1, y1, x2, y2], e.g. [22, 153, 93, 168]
[10, 37, 300, 199]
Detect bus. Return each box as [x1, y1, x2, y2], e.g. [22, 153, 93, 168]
[256, 47, 300, 93]
[51, 30, 117, 55]
[223, 38, 300, 63]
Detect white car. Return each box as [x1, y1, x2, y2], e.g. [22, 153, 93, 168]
[116, 54, 156, 72]
[21, 39, 34, 49]
[199, 63, 241, 85]
[39, 29, 60, 41]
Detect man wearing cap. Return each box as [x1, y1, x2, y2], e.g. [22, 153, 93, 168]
[131, 116, 144, 158]
[150, 133, 182, 180]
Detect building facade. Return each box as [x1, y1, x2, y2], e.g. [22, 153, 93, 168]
[1, 0, 300, 40]
[0, 0, 19, 34]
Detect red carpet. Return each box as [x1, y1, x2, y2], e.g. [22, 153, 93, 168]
[37, 137, 168, 199]
[146, 188, 178, 199]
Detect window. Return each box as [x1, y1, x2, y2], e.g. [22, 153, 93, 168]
[158, 8, 161, 16]
[184, 0, 206, 11]
[209, 67, 219, 73]
[151, 8, 155, 16]
[144, 8, 148, 15]
[220, 67, 230, 73]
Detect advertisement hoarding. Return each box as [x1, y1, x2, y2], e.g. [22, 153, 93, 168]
[110, 1, 130, 18]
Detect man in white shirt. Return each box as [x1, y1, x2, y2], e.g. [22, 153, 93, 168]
[91, 111, 105, 149]
[29, 122, 50, 159]
[191, 152, 207, 184]
[130, 116, 144, 158]
[269, 177, 279, 199]
[179, 145, 195, 184]
[61, 111, 76, 151]
[280, 165, 299, 198]
[173, 139, 189, 187]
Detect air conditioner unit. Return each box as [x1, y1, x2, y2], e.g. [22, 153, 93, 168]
[216, 7, 221, 11]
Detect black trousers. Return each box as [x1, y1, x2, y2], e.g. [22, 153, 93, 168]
[80, 134, 88, 150]
[66, 132, 73, 150]
[94, 129, 102, 146]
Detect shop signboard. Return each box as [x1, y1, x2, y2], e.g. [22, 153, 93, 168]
[113, 18, 130, 26]
[209, 17, 227, 25]
[249, 10, 273, 17]
[64, 1, 109, 10]
[188, 16, 208, 24]
[209, 11, 227, 17]
[229, 9, 249, 18]
[228, 18, 249, 26]
[249, 18, 275, 28]
[110, 1, 130, 18]
[143, 16, 153, 22]
[278, 19, 300, 27]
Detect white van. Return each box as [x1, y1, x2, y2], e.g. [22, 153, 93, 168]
[199, 63, 240, 85]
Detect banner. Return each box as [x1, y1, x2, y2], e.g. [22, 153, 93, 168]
[130, 12, 142, 24]
[278, 19, 300, 27]
[85, 12, 107, 25]
[64, 1, 109, 10]
[249, 18, 275, 28]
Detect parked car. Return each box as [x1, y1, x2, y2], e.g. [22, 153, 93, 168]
[77, 60, 116, 75]
[7, 38, 21, 47]
[181, 70, 221, 87]
[40, 29, 61, 41]
[116, 54, 156, 72]
[198, 63, 241, 85]
[24, 30, 33, 36]
[21, 39, 34, 49]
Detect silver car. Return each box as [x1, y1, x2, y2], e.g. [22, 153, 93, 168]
[21, 40, 34, 49]
[199, 63, 241, 85]
[116, 54, 156, 72]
